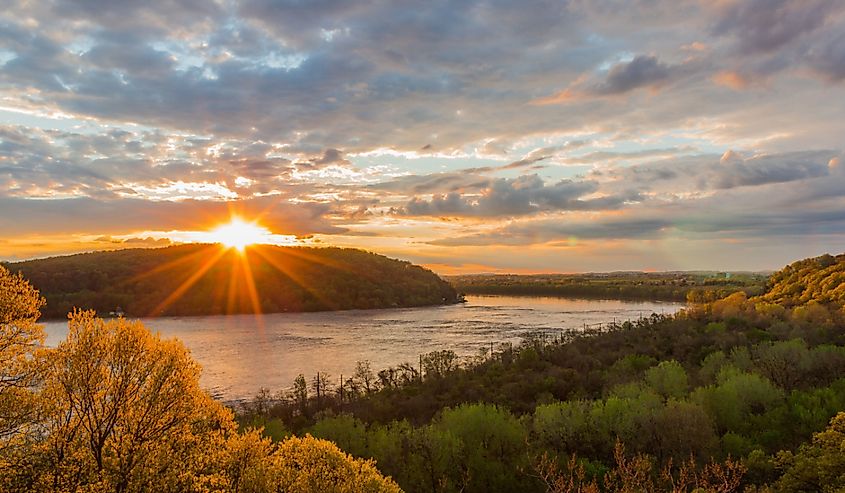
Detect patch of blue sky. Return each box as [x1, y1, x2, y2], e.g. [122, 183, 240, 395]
[349, 154, 502, 175]
[0, 48, 16, 65]
[0, 107, 159, 136]
[260, 51, 307, 70]
[597, 51, 635, 71]
[65, 36, 96, 56]
[150, 41, 207, 72]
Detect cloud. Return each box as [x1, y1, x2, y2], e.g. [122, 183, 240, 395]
[536, 55, 693, 103]
[431, 201, 845, 247]
[0, 195, 346, 237]
[710, 0, 837, 55]
[597, 56, 672, 94]
[396, 174, 637, 218]
[371, 172, 491, 194]
[595, 150, 837, 197]
[95, 236, 173, 246]
[806, 30, 845, 82]
[1, 0, 845, 269]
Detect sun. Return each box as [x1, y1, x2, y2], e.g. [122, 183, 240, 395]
[208, 217, 271, 252]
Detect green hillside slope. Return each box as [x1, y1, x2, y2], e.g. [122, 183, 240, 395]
[4, 244, 460, 319]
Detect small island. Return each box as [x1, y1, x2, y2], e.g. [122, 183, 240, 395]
[3, 244, 461, 319]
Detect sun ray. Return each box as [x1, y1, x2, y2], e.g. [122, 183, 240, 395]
[251, 245, 339, 310]
[274, 246, 370, 281]
[226, 249, 242, 315]
[125, 244, 216, 285]
[149, 246, 229, 316]
[239, 250, 264, 328]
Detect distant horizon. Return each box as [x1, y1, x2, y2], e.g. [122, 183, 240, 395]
[2, 241, 819, 276]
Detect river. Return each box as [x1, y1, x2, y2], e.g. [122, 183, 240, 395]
[42, 295, 684, 401]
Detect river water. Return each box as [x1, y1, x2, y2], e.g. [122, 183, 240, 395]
[42, 295, 683, 401]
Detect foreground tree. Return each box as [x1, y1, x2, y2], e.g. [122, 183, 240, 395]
[0, 293, 402, 492]
[225, 432, 401, 493]
[776, 412, 845, 492]
[24, 310, 236, 492]
[0, 265, 44, 457]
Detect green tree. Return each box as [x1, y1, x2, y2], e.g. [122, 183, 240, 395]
[776, 412, 845, 492]
[433, 403, 529, 493]
[644, 360, 689, 399]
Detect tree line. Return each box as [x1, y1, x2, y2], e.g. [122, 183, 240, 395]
[448, 272, 768, 302]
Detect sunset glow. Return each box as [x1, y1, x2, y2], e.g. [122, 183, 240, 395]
[1, 1, 845, 272]
[208, 218, 272, 252]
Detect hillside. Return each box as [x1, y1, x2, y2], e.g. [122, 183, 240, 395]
[4, 244, 460, 319]
[756, 253, 845, 307]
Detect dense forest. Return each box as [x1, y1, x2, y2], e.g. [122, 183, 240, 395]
[448, 271, 768, 302]
[237, 253, 845, 492]
[3, 252, 845, 491]
[3, 244, 460, 319]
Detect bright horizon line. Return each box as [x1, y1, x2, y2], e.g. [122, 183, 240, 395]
[1, 242, 796, 276]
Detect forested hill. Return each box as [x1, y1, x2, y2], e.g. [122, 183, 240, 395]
[755, 253, 845, 307]
[4, 244, 460, 319]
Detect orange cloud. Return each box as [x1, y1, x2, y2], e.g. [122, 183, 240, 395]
[713, 71, 752, 90]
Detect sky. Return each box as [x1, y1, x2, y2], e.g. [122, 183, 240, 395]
[1, 0, 844, 273]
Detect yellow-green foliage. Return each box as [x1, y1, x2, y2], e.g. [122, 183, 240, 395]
[0, 276, 401, 492]
[775, 412, 845, 492]
[0, 265, 44, 458]
[687, 253, 845, 328]
[220, 431, 402, 493]
[758, 253, 845, 307]
[261, 434, 401, 493]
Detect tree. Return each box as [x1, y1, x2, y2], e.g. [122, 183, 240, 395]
[354, 360, 377, 394]
[292, 374, 309, 415]
[433, 403, 529, 492]
[422, 350, 458, 379]
[644, 360, 689, 400]
[312, 371, 332, 408]
[0, 265, 45, 456]
[776, 412, 845, 492]
[25, 310, 236, 492]
[235, 434, 402, 493]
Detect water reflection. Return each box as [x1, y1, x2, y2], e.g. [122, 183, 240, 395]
[42, 295, 683, 401]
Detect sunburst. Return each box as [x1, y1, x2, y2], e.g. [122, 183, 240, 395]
[207, 216, 272, 252]
[128, 215, 358, 324]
